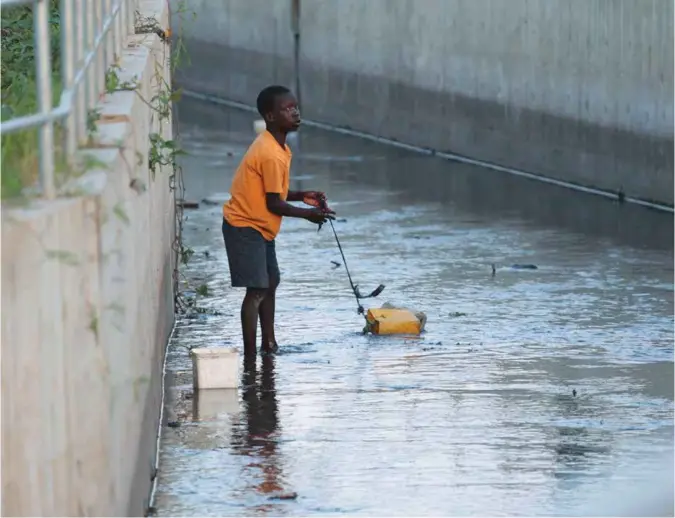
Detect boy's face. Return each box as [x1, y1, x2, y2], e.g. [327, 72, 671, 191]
[266, 93, 301, 133]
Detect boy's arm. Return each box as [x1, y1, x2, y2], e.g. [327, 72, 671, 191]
[266, 193, 317, 219]
[287, 191, 305, 202]
[287, 190, 331, 210]
[261, 160, 333, 221]
[266, 194, 335, 226]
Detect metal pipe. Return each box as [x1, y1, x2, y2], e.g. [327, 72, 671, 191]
[291, 0, 301, 110]
[0, 105, 69, 135]
[34, 0, 55, 198]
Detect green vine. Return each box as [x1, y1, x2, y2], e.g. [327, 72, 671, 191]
[8, 1, 214, 334]
[148, 132, 186, 177]
[86, 108, 101, 145]
[131, 2, 217, 318]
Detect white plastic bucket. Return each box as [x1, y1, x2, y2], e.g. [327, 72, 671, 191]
[253, 119, 266, 135]
[190, 347, 240, 389]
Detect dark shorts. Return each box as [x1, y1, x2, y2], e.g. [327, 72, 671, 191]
[222, 218, 280, 289]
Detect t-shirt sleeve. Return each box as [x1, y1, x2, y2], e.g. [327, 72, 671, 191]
[260, 158, 286, 194]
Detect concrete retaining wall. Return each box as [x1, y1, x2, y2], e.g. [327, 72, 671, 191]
[173, 0, 674, 206]
[1, 0, 175, 515]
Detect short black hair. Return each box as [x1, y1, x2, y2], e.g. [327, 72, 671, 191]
[256, 85, 291, 118]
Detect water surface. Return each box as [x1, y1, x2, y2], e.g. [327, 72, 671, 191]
[153, 99, 674, 516]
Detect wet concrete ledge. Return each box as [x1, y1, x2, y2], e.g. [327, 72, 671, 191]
[173, 39, 673, 209]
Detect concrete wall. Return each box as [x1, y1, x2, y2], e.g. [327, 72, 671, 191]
[1, 0, 175, 515]
[173, 0, 674, 206]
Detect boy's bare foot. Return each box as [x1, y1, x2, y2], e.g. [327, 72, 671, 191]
[261, 342, 279, 354]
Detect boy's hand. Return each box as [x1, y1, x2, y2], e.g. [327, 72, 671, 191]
[302, 191, 332, 211]
[305, 208, 335, 225]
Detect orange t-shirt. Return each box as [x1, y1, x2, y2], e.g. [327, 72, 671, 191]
[222, 130, 292, 241]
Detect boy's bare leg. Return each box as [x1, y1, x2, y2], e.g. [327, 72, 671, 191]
[241, 288, 267, 356]
[259, 284, 278, 353]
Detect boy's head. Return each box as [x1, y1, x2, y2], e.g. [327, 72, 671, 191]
[256, 85, 300, 133]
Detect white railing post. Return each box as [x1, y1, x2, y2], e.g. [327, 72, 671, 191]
[113, 0, 123, 60]
[61, 0, 76, 158]
[94, 0, 104, 99]
[34, 0, 55, 199]
[74, 0, 86, 146]
[84, 0, 96, 116]
[126, 0, 135, 38]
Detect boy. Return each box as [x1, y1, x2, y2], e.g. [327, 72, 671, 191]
[222, 85, 334, 356]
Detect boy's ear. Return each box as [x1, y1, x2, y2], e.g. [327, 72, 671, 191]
[264, 112, 275, 123]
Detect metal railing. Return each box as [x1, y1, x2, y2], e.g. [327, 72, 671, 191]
[0, 0, 138, 199]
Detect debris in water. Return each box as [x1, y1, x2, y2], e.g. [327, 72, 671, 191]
[449, 311, 467, 317]
[178, 200, 199, 209]
[167, 421, 181, 428]
[572, 389, 577, 397]
[337, 218, 347, 223]
[204, 250, 210, 258]
[269, 492, 298, 501]
[331, 260, 341, 269]
[491, 263, 538, 275]
[201, 194, 230, 206]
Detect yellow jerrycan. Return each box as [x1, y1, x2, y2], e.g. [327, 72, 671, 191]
[364, 303, 427, 335]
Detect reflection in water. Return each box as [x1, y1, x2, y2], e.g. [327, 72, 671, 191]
[231, 355, 287, 513]
[551, 393, 611, 484]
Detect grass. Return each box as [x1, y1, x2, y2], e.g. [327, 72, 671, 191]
[1, 1, 65, 199]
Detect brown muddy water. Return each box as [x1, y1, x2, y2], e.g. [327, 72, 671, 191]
[152, 98, 674, 516]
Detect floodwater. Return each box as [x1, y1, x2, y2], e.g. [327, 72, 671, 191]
[152, 98, 674, 517]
